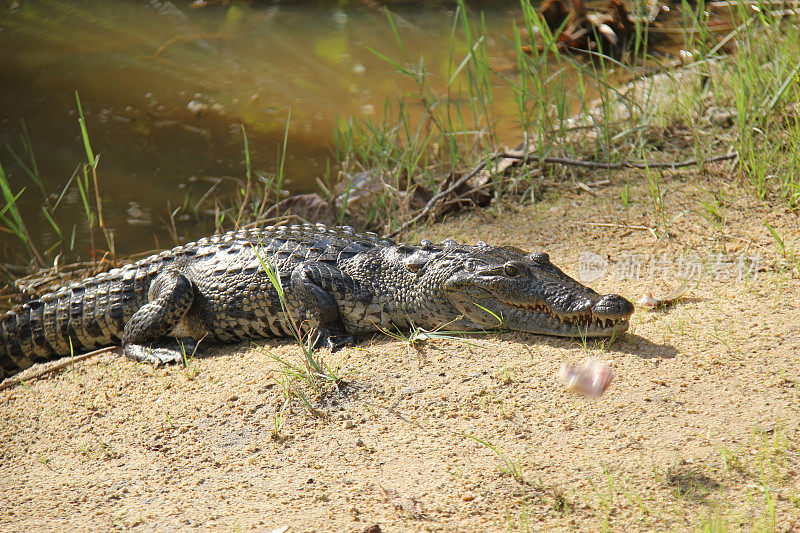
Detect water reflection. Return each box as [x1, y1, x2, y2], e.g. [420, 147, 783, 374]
[0, 1, 522, 260]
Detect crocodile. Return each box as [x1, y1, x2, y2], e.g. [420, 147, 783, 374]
[0, 224, 634, 378]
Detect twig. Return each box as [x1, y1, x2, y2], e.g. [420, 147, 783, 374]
[194, 178, 224, 210]
[151, 33, 227, 57]
[17, 221, 46, 268]
[0, 346, 115, 392]
[576, 182, 598, 196]
[573, 221, 654, 231]
[385, 156, 493, 238]
[236, 180, 253, 229]
[518, 151, 738, 170]
[645, 25, 734, 34]
[384, 150, 738, 238]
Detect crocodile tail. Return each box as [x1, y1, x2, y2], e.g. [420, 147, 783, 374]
[1, 299, 58, 376]
[0, 283, 124, 377]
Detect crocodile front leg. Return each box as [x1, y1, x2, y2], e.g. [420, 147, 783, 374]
[122, 270, 197, 364]
[288, 262, 360, 352]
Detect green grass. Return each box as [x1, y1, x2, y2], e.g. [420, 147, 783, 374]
[2, 1, 800, 271]
[0, 160, 37, 262]
[0, 92, 117, 268]
[376, 318, 482, 351]
[326, 0, 800, 235]
[465, 432, 526, 484]
[253, 245, 344, 418]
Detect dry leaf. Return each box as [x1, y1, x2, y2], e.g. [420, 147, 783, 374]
[638, 282, 690, 310]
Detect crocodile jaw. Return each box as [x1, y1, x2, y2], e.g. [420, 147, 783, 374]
[448, 288, 634, 338]
[498, 302, 631, 338]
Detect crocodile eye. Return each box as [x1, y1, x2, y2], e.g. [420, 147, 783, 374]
[503, 264, 521, 277]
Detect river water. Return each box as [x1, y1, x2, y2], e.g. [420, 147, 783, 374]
[0, 1, 542, 261]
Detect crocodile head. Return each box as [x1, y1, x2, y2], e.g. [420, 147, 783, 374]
[439, 245, 634, 338]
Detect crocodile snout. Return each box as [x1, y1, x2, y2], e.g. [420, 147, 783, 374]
[592, 294, 635, 319]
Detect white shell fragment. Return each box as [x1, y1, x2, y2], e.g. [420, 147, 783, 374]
[560, 358, 615, 397]
[638, 282, 690, 310]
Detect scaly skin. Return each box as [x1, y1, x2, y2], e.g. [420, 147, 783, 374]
[0, 224, 634, 377]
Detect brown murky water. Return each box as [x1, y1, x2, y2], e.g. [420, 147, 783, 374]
[1, 1, 533, 261]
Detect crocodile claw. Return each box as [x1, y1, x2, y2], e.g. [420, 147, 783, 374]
[310, 328, 358, 353]
[123, 338, 200, 365]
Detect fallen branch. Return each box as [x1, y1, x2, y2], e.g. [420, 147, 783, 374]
[517, 151, 738, 170]
[573, 221, 653, 231]
[0, 346, 115, 392]
[385, 156, 493, 238]
[385, 151, 738, 238]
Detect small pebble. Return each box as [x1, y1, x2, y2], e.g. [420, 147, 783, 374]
[187, 100, 208, 115]
[342, 420, 355, 429]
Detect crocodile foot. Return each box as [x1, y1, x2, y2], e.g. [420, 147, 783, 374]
[310, 328, 358, 353]
[123, 338, 200, 365]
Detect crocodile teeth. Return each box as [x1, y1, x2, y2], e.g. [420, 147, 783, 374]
[506, 301, 626, 332]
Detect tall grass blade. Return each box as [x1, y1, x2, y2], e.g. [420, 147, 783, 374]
[74, 92, 95, 168]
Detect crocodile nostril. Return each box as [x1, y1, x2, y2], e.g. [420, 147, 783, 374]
[528, 252, 550, 264]
[593, 294, 635, 317]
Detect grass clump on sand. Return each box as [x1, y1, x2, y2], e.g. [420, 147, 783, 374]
[330, 0, 800, 236]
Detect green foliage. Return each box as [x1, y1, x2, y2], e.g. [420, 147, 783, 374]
[254, 248, 343, 417]
[465, 432, 526, 484]
[3, 2, 800, 269]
